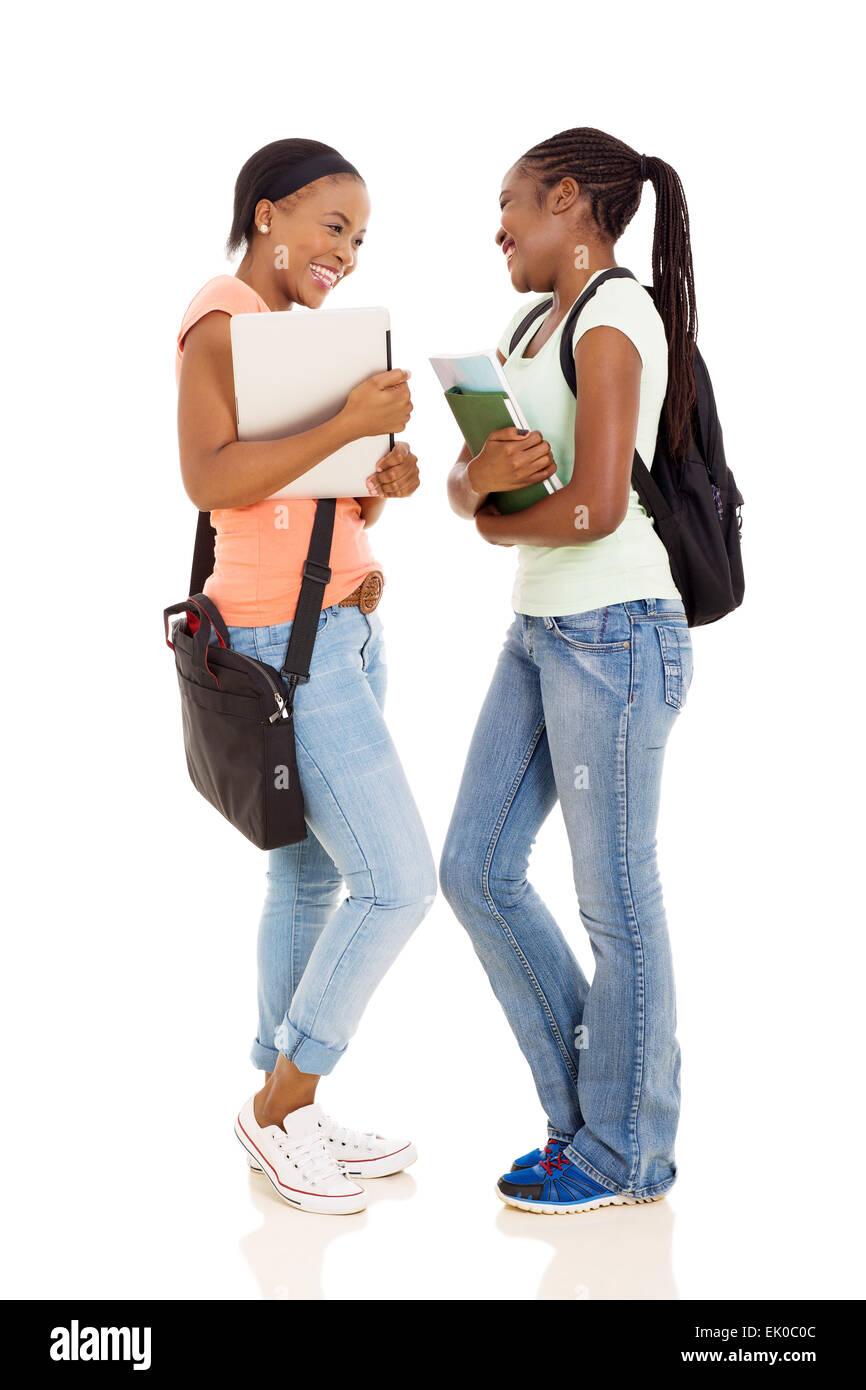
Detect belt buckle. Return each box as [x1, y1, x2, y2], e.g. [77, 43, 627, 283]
[359, 571, 383, 614]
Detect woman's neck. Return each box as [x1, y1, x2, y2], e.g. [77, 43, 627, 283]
[234, 251, 295, 312]
[548, 247, 618, 317]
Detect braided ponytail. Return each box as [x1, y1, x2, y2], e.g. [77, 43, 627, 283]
[518, 126, 698, 461]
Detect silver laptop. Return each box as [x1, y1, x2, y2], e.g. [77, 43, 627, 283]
[230, 306, 393, 499]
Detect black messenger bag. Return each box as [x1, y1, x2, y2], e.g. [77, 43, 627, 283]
[163, 498, 335, 850]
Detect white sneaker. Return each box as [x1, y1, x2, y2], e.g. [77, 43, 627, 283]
[234, 1098, 366, 1214]
[245, 1107, 417, 1179]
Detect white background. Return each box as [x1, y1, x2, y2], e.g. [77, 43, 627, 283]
[2, 0, 863, 1301]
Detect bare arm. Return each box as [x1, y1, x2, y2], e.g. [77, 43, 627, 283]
[474, 326, 642, 548]
[447, 441, 489, 519]
[177, 310, 411, 511]
[354, 495, 386, 527]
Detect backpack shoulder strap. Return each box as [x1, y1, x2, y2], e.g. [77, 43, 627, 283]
[556, 268, 674, 526]
[629, 454, 673, 525]
[508, 298, 553, 356]
[558, 268, 639, 395]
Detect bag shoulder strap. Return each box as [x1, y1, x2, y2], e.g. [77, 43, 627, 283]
[557, 268, 674, 526]
[507, 269, 640, 369]
[508, 298, 553, 356]
[629, 454, 673, 525]
[279, 497, 336, 695]
[499, 271, 673, 523]
[558, 267, 638, 394]
[189, 510, 217, 598]
[186, 497, 337, 702]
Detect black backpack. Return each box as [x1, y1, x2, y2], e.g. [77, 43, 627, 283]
[508, 267, 744, 627]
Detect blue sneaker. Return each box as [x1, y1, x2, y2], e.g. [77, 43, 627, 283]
[510, 1137, 568, 1172]
[497, 1149, 664, 1214]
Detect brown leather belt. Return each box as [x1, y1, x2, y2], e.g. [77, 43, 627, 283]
[337, 570, 384, 614]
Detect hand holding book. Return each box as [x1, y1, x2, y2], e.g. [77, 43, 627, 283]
[429, 350, 565, 513]
[467, 429, 558, 501]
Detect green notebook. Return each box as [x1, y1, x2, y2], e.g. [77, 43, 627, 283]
[443, 388, 562, 515]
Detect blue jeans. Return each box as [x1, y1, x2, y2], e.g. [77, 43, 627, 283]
[211, 603, 436, 1076]
[439, 597, 694, 1199]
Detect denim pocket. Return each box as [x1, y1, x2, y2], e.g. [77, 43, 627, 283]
[360, 606, 384, 668]
[656, 623, 694, 710]
[549, 612, 630, 652]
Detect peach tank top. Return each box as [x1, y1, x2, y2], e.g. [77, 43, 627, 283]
[176, 275, 382, 626]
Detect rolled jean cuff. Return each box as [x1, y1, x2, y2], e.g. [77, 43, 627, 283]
[547, 1124, 573, 1144]
[274, 1017, 346, 1077]
[562, 1142, 677, 1200]
[250, 1038, 280, 1073]
[562, 1144, 623, 1194]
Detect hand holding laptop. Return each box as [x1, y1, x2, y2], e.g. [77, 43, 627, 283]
[365, 440, 419, 498]
[341, 368, 417, 498]
[342, 368, 413, 439]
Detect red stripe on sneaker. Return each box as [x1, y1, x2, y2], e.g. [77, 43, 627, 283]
[236, 1115, 362, 1200]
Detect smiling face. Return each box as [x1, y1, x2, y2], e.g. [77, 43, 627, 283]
[256, 174, 371, 307]
[496, 162, 573, 293]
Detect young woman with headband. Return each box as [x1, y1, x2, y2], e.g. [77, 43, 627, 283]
[440, 127, 697, 1214]
[175, 139, 436, 1215]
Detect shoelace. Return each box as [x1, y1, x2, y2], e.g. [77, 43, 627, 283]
[539, 1146, 569, 1176]
[319, 1113, 385, 1156]
[276, 1131, 343, 1185]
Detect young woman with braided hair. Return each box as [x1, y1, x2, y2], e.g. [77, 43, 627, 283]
[440, 127, 697, 1213]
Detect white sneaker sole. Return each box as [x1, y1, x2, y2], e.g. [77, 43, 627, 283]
[495, 1183, 666, 1214]
[234, 1115, 366, 1215]
[246, 1141, 417, 1179]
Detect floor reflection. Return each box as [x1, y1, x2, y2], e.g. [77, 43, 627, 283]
[238, 1162, 675, 1301]
[239, 1168, 417, 1300]
[496, 1196, 677, 1300]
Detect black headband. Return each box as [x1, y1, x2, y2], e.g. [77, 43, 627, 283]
[261, 153, 361, 204]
